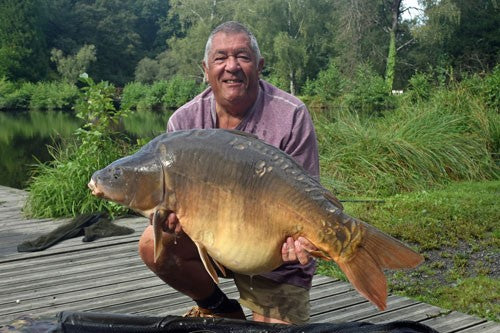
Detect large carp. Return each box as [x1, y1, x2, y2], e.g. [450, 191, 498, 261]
[88, 129, 423, 310]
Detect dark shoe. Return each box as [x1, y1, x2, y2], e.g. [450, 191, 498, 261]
[183, 299, 246, 320]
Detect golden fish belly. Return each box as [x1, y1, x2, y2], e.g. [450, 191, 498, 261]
[175, 175, 310, 275]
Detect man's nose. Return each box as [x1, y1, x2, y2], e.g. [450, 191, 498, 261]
[225, 56, 240, 72]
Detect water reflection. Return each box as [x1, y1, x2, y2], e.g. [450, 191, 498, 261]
[0, 110, 172, 189]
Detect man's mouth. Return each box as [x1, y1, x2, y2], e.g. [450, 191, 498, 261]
[223, 79, 244, 84]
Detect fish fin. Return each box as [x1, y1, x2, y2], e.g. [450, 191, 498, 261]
[152, 208, 169, 263]
[335, 223, 424, 311]
[212, 258, 227, 278]
[323, 190, 344, 210]
[194, 241, 220, 284]
[306, 249, 331, 261]
[336, 248, 388, 310]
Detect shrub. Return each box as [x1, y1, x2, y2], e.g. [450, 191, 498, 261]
[407, 72, 433, 102]
[303, 62, 345, 102]
[28, 81, 78, 110]
[121, 81, 149, 111]
[121, 77, 204, 112]
[25, 74, 134, 218]
[162, 76, 204, 109]
[344, 64, 395, 115]
[316, 84, 498, 196]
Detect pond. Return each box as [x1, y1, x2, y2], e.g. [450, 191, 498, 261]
[0, 110, 171, 189]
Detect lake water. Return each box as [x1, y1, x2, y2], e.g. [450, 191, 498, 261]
[0, 110, 171, 189]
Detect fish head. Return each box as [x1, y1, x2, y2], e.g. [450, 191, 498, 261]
[88, 144, 168, 216]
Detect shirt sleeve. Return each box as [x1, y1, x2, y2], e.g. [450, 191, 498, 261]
[283, 105, 320, 179]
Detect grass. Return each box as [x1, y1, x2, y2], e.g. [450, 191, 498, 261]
[317, 180, 499, 321]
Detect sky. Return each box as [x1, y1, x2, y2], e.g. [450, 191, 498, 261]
[401, 0, 424, 21]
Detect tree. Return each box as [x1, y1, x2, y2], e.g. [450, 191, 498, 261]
[51, 45, 97, 83]
[0, 0, 49, 81]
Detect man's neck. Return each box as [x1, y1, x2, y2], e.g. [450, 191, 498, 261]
[215, 104, 247, 129]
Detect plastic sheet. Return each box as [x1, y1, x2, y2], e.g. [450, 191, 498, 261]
[48, 311, 439, 333]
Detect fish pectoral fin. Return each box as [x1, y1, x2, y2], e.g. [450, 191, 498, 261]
[212, 258, 227, 278]
[194, 241, 220, 284]
[306, 249, 331, 261]
[152, 208, 169, 263]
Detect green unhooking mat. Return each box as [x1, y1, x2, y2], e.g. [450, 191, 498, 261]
[17, 213, 135, 252]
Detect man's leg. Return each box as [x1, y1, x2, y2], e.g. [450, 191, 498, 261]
[138, 225, 245, 319]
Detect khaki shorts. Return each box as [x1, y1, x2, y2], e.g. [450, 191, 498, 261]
[231, 273, 310, 324]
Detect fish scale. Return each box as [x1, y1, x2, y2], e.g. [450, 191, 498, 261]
[89, 128, 424, 311]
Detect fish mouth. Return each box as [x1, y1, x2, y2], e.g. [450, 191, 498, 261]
[88, 178, 104, 197]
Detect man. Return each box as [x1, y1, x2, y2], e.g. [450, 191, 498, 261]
[138, 21, 319, 324]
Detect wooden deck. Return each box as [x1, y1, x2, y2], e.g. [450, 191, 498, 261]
[0, 185, 498, 332]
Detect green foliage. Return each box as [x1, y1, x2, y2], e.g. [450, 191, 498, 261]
[74, 74, 127, 133]
[0, 78, 77, 111]
[121, 76, 204, 112]
[29, 82, 78, 111]
[344, 64, 395, 115]
[344, 181, 499, 249]
[50, 45, 97, 83]
[483, 64, 500, 111]
[303, 62, 345, 102]
[316, 77, 498, 197]
[25, 75, 134, 218]
[435, 277, 499, 322]
[0, 0, 49, 81]
[407, 72, 433, 102]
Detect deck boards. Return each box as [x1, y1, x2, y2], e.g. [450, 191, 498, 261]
[0, 185, 498, 332]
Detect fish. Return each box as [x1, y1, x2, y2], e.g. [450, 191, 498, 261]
[88, 129, 423, 310]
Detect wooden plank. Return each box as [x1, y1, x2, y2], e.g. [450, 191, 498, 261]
[367, 302, 444, 323]
[457, 321, 500, 333]
[420, 311, 487, 333]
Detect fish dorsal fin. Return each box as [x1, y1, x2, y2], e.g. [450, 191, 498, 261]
[222, 129, 259, 139]
[152, 208, 169, 263]
[194, 241, 220, 284]
[324, 190, 344, 210]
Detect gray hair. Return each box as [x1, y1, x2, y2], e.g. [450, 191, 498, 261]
[203, 21, 262, 66]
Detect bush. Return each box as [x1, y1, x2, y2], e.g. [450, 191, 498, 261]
[25, 74, 134, 218]
[120, 81, 149, 111]
[121, 76, 204, 112]
[344, 64, 395, 115]
[303, 62, 345, 102]
[316, 83, 498, 196]
[407, 72, 433, 102]
[162, 76, 204, 109]
[29, 81, 78, 111]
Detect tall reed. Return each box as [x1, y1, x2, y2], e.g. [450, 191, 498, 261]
[315, 86, 498, 196]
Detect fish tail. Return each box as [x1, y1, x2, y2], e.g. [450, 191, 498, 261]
[335, 222, 423, 310]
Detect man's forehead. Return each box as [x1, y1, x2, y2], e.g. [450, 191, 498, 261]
[210, 32, 252, 53]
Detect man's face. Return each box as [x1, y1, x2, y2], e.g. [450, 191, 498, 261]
[203, 32, 264, 111]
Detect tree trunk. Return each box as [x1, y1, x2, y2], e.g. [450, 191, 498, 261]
[385, 0, 402, 92]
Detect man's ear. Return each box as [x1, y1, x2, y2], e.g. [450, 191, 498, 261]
[257, 58, 265, 74]
[202, 61, 208, 83]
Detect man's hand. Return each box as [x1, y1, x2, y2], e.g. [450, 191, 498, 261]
[281, 236, 316, 265]
[150, 211, 183, 234]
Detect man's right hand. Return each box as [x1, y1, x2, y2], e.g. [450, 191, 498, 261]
[150, 211, 183, 234]
[165, 212, 183, 234]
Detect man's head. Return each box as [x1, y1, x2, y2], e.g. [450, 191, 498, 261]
[203, 21, 265, 115]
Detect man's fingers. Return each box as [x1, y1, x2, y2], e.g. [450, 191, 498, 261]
[282, 237, 298, 262]
[297, 236, 317, 253]
[294, 240, 309, 265]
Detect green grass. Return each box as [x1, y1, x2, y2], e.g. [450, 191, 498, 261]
[317, 180, 499, 321]
[314, 82, 499, 197]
